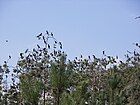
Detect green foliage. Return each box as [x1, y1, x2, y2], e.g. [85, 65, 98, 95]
[20, 73, 44, 105]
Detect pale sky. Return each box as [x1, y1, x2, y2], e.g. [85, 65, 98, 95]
[0, 0, 140, 66]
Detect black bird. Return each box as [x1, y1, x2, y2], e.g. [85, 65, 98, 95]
[60, 45, 62, 49]
[6, 40, 8, 42]
[9, 55, 11, 59]
[37, 44, 40, 48]
[59, 42, 62, 45]
[55, 41, 57, 44]
[25, 49, 28, 53]
[135, 16, 140, 19]
[103, 51, 105, 55]
[51, 32, 53, 36]
[120, 60, 123, 64]
[88, 56, 90, 59]
[37, 33, 42, 37]
[48, 44, 50, 49]
[20, 53, 24, 59]
[46, 30, 49, 34]
[136, 43, 139, 46]
[93, 55, 95, 59]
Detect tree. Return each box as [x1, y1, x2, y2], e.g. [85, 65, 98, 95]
[0, 31, 139, 105]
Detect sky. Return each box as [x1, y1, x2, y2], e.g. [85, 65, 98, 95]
[0, 0, 140, 66]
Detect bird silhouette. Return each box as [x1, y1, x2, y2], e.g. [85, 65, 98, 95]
[25, 49, 28, 53]
[37, 44, 40, 48]
[136, 43, 138, 46]
[48, 44, 50, 49]
[135, 16, 140, 19]
[60, 45, 62, 49]
[51, 32, 53, 36]
[103, 51, 105, 55]
[55, 41, 57, 44]
[46, 30, 49, 34]
[9, 55, 11, 59]
[88, 56, 90, 59]
[37, 33, 42, 37]
[59, 42, 62, 45]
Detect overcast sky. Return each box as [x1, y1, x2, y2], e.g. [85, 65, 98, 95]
[0, 0, 140, 66]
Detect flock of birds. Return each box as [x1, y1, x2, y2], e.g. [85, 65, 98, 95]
[1, 16, 139, 62]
